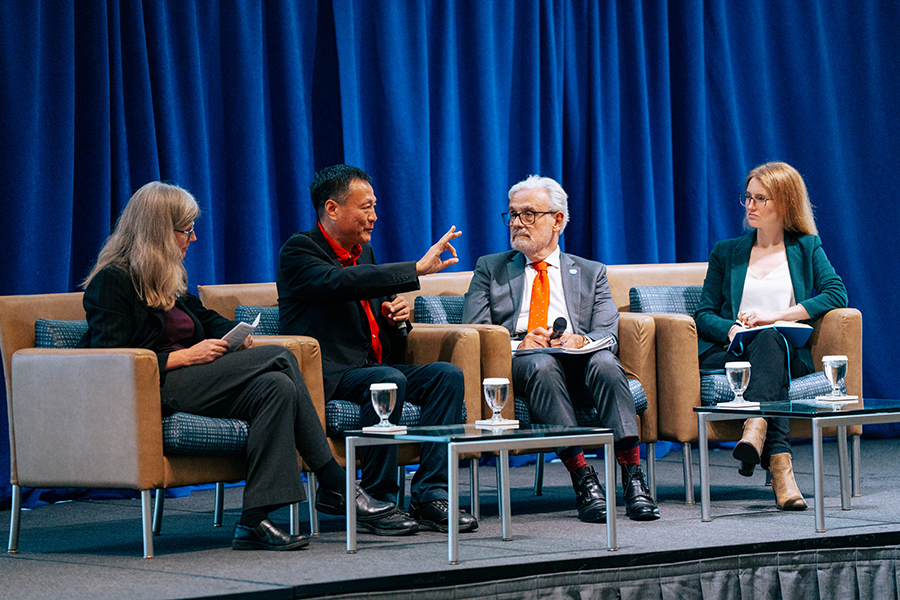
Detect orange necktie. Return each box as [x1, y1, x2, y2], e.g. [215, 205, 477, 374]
[527, 261, 550, 332]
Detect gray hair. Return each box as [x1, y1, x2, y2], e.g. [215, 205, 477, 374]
[508, 175, 569, 232]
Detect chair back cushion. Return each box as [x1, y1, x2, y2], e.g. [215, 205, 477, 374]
[514, 378, 647, 425]
[325, 399, 467, 434]
[629, 285, 702, 316]
[413, 296, 464, 325]
[699, 371, 834, 406]
[235, 305, 281, 335]
[34, 318, 249, 455]
[35, 319, 88, 348]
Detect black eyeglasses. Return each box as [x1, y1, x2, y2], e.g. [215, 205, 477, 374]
[174, 225, 195, 235]
[740, 192, 771, 207]
[501, 211, 556, 226]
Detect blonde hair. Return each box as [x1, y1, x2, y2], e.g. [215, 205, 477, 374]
[83, 181, 200, 310]
[744, 162, 818, 235]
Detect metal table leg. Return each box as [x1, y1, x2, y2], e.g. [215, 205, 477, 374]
[449, 442, 459, 564]
[604, 440, 617, 551]
[499, 449, 512, 541]
[812, 419, 826, 532]
[698, 414, 711, 522]
[346, 437, 357, 553]
[837, 425, 851, 510]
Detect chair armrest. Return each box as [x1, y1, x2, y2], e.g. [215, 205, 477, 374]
[618, 312, 657, 440]
[406, 324, 482, 425]
[253, 335, 326, 430]
[10, 348, 164, 490]
[650, 313, 701, 442]
[809, 308, 863, 398]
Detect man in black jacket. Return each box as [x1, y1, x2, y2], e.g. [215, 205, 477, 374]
[277, 164, 477, 535]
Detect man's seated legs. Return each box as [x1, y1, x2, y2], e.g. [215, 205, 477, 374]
[514, 351, 660, 521]
[332, 365, 418, 535]
[389, 362, 477, 532]
[333, 363, 477, 533]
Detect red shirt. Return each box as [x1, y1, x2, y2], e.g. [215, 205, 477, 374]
[318, 222, 383, 363]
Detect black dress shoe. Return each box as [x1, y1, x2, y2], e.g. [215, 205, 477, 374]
[232, 519, 310, 551]
[572, 466, 606, 523]
[409, 499, 479, 533]
[316, 485, 398, 520]
[622, 464, 660, 521]
[356, 511, 419, 536]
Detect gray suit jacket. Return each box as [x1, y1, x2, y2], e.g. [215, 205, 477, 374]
[462, 249, 619, 354]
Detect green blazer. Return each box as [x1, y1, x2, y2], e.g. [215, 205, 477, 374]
[694, 231, 848, 373]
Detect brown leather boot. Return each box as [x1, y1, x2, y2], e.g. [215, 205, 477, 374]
[732, 418, 767, 476]
[769, 453, 807, 510]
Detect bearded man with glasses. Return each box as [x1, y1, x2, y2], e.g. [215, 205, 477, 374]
[462, 175, 660, 523]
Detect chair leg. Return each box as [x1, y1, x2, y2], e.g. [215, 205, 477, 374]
[682, 442, 694, 505]
[765, 469, 772, 487]
[141, 490, 155, 559]
[533, 452, 545, 496]
[397, 465, 406, 508]
[852, 433, 861, 497]
[646, 443, 657, 500]
[307, 473, 319, 536]
[213, 482, 224, 527]
[152, 490, 165, 535]
[469, 458, 480, 519]
[7, 484, 21, 554]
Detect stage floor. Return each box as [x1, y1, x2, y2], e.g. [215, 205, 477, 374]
[2, 437, 899, 599]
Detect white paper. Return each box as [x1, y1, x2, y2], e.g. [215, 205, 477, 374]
[222, 313, 260, 351]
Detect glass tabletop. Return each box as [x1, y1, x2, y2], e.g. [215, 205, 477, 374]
[344, 423, 612, 443]
[694, 398, 900, 418]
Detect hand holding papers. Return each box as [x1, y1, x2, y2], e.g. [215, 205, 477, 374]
[222, 313, 260, 351]
[513, 335, 614, 357]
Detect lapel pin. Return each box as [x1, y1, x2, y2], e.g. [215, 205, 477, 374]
[569, 268, 577, 274]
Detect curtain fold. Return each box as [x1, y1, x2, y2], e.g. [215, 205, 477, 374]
[2, 1, 899, 506]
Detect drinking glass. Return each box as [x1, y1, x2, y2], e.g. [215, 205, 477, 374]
[370, 383, 397, 428]
[822, 355, 848, 397]
[483, 378, 510, 423]
[724, 361, 752, 405]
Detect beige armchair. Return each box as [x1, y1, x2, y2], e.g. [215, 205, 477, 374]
[0, 292, 320, 558]
[606, 263, 863, 503]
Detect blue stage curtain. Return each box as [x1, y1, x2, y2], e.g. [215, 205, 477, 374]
[2, 1, 899, 506]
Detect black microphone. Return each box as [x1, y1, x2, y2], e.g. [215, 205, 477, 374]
[388, 294, 408, 337]
[550, 317, 567, 340]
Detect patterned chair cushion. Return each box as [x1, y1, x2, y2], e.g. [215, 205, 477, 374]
[700, 371, 836, 406]
[414, 295, 465, 324]
[629, 285, 702, 316]
[235, 305, 280, 335]
[35, 318, 88, 347]
[325, 399, 467, 434]
[515, 378, 648, 426]
[34, 319, 249, 456]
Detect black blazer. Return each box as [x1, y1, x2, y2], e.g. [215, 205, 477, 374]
[276, 226, 419, 400]
[78, 265, 237, 382]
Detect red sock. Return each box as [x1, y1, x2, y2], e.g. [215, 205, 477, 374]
[562, 452, 588, 472]
[615, 446, 640, 467]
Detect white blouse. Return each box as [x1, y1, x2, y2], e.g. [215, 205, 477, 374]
[739, 260, 795, 314]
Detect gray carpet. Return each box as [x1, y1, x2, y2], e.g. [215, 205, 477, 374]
[2, 437, 899, 599]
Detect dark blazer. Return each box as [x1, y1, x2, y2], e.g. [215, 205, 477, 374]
[461, 249, 619, 353]
[276, 226, 419, 400]
[694, 231, 848, 372]
[78, 265, 237, 382]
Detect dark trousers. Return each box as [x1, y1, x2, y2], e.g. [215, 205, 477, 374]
[512, 349, 639, 454]
[333, 362, 464, 505]
[160, 345, 333, 510]
[699, 328, 810, 464]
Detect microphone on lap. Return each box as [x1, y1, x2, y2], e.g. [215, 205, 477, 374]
[388, 294, 408, 337]
[550, 317, 567, 340]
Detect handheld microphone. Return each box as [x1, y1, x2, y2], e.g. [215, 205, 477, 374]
[550, 317, 567, 340]
[388, 294, 408, 337]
